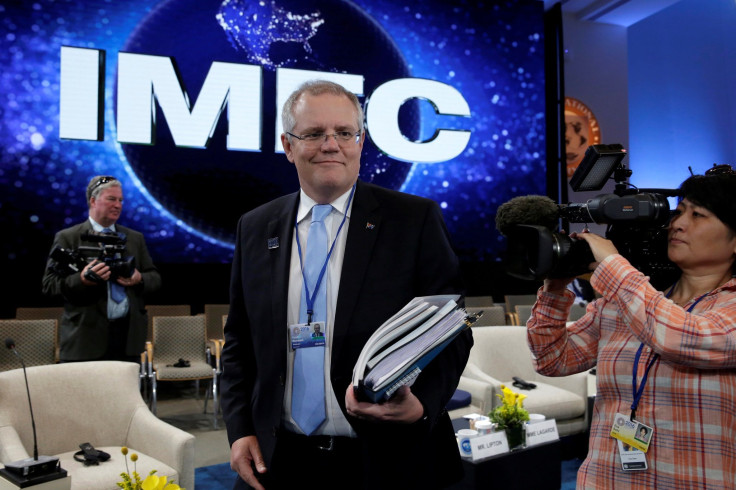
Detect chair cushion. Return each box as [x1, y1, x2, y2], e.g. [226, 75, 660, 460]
[501, 380, 585, 422]
[56, 446, 179, 490]
[446, 389, 472, 411]
[154, 361, 214, 380]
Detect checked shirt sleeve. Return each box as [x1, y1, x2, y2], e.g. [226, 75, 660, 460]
[527, 286, 600, 377]
[592, 254, 736, 369]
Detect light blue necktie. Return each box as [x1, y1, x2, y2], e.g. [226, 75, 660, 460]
[102, 228, 127, 304]
[292, 204, 331, 435]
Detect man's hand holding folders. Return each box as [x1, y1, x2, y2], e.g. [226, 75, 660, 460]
[351, 295, 482, 403]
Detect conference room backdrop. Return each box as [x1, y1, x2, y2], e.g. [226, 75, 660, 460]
[0, 0, 549, 313]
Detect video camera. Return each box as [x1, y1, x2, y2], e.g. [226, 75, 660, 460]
[497, 144, 680, 289]
[49, 230, 135, 283]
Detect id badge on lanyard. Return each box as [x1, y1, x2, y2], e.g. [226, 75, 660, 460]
[609, 289, 707, 470]
[289, 322, 326, 350]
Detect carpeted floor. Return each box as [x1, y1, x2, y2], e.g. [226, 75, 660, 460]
[194, 458, 584, 489]
[195, 462, 235, 489]
[561, 457, 584, 489]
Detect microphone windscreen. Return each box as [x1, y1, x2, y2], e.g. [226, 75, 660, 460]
[5, 338, 15, 350]
[495, 195, 560, 236]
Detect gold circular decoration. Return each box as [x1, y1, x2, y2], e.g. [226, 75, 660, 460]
[564, 97, 601, 179]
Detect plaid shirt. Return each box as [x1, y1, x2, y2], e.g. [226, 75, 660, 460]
[528, 254, 736, 489]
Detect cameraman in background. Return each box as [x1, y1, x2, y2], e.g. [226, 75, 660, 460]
[42, 176, 161, 362]
[527, 169, 736, 488]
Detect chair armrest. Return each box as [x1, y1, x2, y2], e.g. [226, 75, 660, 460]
[463, 362, 503, 388]
[505, 312, 519, 325]
[457, 376, 494, 415]
[206, 339, 223, 373]
[126, 405, 195, 490]
[140, 342, 154, 378]
[0, 425, 30, 463]
[139, 352, 147, 389]
[144, 341, 153, 365]
[462, 363, 506, 408]
[535, 371, 589, 399]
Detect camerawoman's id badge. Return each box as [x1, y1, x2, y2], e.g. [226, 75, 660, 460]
[610, 412, 653, 453]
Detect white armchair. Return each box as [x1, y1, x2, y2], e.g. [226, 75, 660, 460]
[0, 361, 195, 489]
[459, 326, 588, 436]
[447, 376, 493, 419]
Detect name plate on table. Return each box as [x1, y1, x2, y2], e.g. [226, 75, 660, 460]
[525, 419, 559, 447]
[470, 431, 509, 460]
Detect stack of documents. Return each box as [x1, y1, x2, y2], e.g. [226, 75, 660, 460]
[352, 295, 481, 403]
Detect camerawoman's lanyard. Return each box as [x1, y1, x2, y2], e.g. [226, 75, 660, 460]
[294, 184, 355, 325]
[610, 287, 709, 462]
[630, 286, 707, 420]
[630, 344, 659, 421]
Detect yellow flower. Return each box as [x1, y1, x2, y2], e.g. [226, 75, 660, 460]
[141, 475, 181, 490]
[117, 450, 182, 490]
[121, 447, 129, 456]
[516, 393, 527, 408]
[489, 385, 530, 430]
[499, 384, 516, 406]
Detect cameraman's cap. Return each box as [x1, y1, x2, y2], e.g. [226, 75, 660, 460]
[86, 176, 118, 202]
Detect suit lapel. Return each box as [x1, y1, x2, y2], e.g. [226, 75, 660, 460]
[268, 193, 299, 332]
[76, 221, 94, 246]
[332, 182, 381, 366]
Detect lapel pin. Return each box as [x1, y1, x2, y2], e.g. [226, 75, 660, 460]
[267, 237, 280, 249]
[365, 222, 375, 230]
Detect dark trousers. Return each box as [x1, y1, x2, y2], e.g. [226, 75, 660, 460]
[236, 425, 460, 490]
[243, 431, 362, 489]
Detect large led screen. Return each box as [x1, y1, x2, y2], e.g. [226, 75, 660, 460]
[0, 0, 546, 268]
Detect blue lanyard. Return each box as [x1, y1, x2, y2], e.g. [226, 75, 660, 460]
[630, 344, 659, 421]
[630, 285, 707, 420]
[294, 184, 355, 324]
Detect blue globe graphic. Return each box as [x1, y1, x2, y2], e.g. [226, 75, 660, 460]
[117, 0, 417, 244]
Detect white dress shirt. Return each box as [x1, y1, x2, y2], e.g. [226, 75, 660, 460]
[282, 186, 357, 437]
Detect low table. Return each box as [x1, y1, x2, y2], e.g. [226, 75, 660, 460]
[0, 474, 70, 490]
[448, 419, 561, 490]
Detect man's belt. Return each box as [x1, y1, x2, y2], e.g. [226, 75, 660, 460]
[278, 430, 358, 452]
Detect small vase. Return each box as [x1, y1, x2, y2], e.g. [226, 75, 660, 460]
[505, 424, 525, 450]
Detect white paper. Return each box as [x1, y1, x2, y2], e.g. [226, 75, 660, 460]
[351, 294, 461, 389]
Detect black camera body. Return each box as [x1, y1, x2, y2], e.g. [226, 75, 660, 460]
[502, 144, 680, 290]
[49, 230, 135, 282]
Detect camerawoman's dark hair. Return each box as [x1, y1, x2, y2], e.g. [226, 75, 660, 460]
[678, 171, 736, 273]
[678, 173, 736, 235]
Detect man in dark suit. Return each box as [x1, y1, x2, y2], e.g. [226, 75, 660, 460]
[221, 80, 473, 489]
[42, 176, 161, 362]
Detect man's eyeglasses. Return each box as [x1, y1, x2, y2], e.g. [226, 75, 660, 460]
[92, 176, 117, 190]
[286, 131, 361, 146]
